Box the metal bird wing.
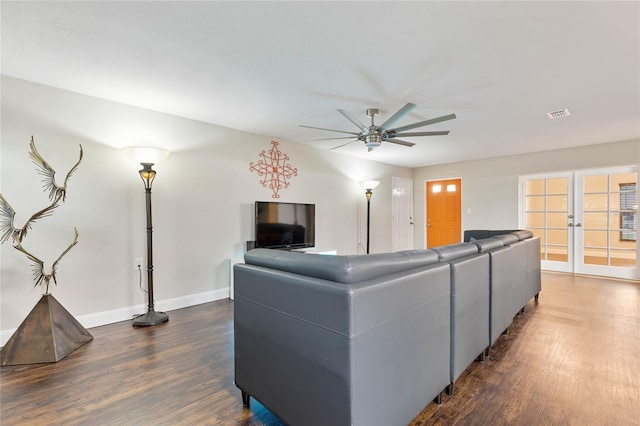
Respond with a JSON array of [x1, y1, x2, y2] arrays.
[[29, 136, 84, 202], [0, 194, 17, 243], [14, 243, 46, 288], [0, 194, 59, 244], [29, 136, 58, 201], [62, 145, 84, 200], [51, 228, 79, 283]]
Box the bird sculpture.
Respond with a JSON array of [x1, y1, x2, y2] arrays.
[[14, 228, 79, 294], [0, 136, 83, 293], [0, 194, 59, 244], [29, 136, 83, 202]]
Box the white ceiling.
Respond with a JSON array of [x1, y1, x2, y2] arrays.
[[2, 1, 639, 168]]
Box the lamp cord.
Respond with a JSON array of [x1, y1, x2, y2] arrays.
[[137, 265, 148, 294]]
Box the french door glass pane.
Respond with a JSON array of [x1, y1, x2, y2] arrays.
[[547, 195, 568, 211], [610, 232, 636, 249], [611, 250, 637, 267], [548, 229, 568, 245], [582, 172, 637, 269], [548, 246, 568, 262], [526, 212, 545, 227], [526, 195, 545, 210], [547, 178, 568, 194], [584, 230, 607, 247], [583, 194, 608, 210], [584, 212, 608, 229], [547, 212, 567, 227], [584, 175, 608, 193], [526, 179, 545, 194], [584, 248, 608, 265], [610, 173, 637, 190]]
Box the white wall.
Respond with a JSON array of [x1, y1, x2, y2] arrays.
[[413, 139, 640, 248], [0, 76, 412, 344]]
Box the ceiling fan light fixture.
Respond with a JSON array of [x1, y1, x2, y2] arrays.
[[364, 133, 382, 150]]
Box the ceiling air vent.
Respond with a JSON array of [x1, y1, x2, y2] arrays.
[[547, 108, 571, 119]]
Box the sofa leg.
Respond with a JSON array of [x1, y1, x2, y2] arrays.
[[535, 292, 540, 302], [485, 347, 490, 357], [433, 391, 442, 405], [502, 327, 509, 336], [446, 382, 455, 396], [241, 390, 250, 407], [477, 349, 486, 362], [520, 307, 525, 315]]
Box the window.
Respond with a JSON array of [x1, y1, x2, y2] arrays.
[[619, 183, 637, 242]]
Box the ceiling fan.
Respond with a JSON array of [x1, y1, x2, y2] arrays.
[[300, 103, 456, 152]]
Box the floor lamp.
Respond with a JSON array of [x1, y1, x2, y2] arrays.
[[361, 180, 380, 254], [123, 147, 170, 327]]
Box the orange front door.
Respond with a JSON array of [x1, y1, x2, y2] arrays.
[[426, 179, 462, 248]]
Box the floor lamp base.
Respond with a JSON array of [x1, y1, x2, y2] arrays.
[[132, 310, 169, 327]]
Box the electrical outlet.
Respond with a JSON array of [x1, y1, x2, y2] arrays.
[[134, 258, 143, 270]]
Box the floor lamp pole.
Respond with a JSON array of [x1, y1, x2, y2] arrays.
[[365, 189, 373, 254], [133, 163, 169, 327]]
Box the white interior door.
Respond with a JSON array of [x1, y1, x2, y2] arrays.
[[392, 177, 414, 252]]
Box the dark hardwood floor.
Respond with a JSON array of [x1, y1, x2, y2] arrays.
[[1, 272, 639, 425]]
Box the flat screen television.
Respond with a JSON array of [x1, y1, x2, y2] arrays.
[[255, 201, 315, 249]]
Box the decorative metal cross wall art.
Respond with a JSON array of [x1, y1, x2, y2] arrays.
[[249, 141, 298, 199]]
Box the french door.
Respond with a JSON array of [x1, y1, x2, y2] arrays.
[[521, 167, 638, 280]]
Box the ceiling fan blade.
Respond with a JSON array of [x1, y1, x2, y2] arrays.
[[337, 109, 368, 133], [385, 139, 416, 147], [299, 125, 360, 136], [310, 136, 357, 141], [378, 102, 417, 131], [389, 113, 457, 133], [392, 131, 450, 137], [329, 140, 358, 150]]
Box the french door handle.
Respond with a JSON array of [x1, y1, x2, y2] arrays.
[[568, 223, 574, 227], [575, 223, 583, 227]]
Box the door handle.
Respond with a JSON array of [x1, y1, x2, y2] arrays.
[[575, 223, 583, 227], [568, 223, 574, 227]]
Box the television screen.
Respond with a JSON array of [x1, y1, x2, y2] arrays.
[[255, 201, 315, 249]]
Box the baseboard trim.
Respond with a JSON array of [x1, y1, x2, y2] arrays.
[[1, 287, 230, 347]]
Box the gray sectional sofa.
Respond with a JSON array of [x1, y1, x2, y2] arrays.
[[233, 230, 541, 426]]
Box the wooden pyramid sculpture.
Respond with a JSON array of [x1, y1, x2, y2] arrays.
[[1, 294, 93, 366]]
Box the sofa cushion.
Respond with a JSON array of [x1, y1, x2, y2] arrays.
[[511, 230, 534, 240], [431, 242, 479, 262], [463, 229, 519, 242], [244, 248, 440, 284], [492, 234, 519, 245], [472, 237, 505, 252]]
